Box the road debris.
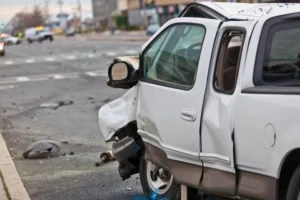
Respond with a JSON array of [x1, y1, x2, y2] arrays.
[[40, 100, 74, 110], [101, 98, 112, 103], [23, 140, 61, 159], [95, 151, 115, 167]]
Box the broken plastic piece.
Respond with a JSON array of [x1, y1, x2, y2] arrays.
[[23, 140, 61, 159], [40, 100, 74, 110]]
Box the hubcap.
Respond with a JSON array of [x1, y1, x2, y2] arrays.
[[146, 160, 173, 195]]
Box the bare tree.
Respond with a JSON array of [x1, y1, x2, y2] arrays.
[[11, 6, 46, 34]]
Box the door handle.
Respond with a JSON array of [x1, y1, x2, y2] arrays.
[[181, 108, 197, 121]]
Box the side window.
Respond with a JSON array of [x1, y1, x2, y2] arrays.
[[263, 24, 300, 84], [215, 31, 244, 93], [142, 24, 206, 89]]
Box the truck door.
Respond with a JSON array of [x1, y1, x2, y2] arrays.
[[137, 18, 221, 164], [200, 21, 257, 195]]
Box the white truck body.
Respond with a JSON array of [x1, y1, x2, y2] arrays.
[[99, 3, 300, 199]]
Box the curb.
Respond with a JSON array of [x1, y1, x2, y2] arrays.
[[0, 133, 30, 200]]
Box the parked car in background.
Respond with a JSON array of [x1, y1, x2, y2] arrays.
[[25, 28, 54, 44], [65, 27, 76, 37], [0, 38, 5, 56], [4, 35, 21, 45]]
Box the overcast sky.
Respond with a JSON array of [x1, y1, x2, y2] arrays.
[[0, 0, 92, 23]]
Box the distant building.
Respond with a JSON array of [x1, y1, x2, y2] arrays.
[[92, 0, 118, 20], [127, 0, 193, 26]]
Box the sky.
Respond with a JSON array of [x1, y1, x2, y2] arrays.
[[0, 0, 92, 23]]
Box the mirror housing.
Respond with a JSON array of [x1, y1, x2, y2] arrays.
[[107, 61, 139, 89]]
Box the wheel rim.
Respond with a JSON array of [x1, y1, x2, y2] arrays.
[[146, 160, 174, 195]]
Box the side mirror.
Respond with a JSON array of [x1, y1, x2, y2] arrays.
[[107, 61, 139, 89]]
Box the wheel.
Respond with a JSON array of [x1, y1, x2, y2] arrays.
[[49, 36, 53, 42], [286, 166, 300, 200], [0, 51, 5, 56], [27, 39, 32, 44], [140, 157, 180, 200], [139, 157, 200, 200]]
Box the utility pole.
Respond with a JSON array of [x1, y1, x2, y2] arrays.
[[77, 0, 82, 21], [44, 0, 50, 23], [76, 0, 82, 32], [57, 0, 63, 14], [140, 0, 148, 29]]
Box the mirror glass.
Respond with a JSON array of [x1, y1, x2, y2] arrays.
[[111, 63, 128, 81]]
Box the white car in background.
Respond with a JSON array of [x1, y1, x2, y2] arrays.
[[4, 35, 21, 45], [25, 28, 54, 44]]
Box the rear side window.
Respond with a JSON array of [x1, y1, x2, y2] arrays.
[[262, 22, 300, 84], [214, 31, 244, 93]]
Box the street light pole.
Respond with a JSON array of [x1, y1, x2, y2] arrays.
[[57, 0, 63, 14], [77, 0, 82, 21], [77, 0, 82, 32]]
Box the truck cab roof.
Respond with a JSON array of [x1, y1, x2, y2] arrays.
[[182, 2, 300, 21]]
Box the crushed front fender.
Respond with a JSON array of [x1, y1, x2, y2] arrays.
[[98, 86, 138, 142]]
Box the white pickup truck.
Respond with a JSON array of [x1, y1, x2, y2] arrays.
[[99, 3, 300, 200], [25, 28, 54, 44]]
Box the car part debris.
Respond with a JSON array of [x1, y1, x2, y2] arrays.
[[23, 140, 61, 159], [40, 100, 74, 110], [95, 151, 115, 166]]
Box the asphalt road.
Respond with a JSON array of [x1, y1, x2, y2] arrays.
[[0, 37, 145, 200]]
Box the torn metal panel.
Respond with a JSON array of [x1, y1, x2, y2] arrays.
[[98, 86, 138, 141]]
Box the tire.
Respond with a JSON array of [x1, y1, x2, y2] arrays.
[[140, 157, 180, 200], [49, 36, 53, 42], [27, 39, 32, 44], [139, 157, 199, 200], [286, 166, 300, 200]]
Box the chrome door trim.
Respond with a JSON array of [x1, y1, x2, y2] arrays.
[[200, 153, 231, 165]]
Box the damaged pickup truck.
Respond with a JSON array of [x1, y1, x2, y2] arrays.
[[99, 2, 300, 200]]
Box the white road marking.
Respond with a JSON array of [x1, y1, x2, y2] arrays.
[[87, 54, 96, 58], [0, 49, 137, 67], [0, 70, 106, 85], [66, 55, 76, 60], [5, 61, 14, 65], [104, 52, 117, 57], [125, 50, 138, 55], [52, 74, 65, 79], [17, 76, 30, 82], [85, 72, 98, 77], [0, 85, 16, 90], [46, 57, 56, 62], [25, 59, 35, 63]]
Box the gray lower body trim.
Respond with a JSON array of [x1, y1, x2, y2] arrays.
[[143, 142, 278, 199], [238, 171, 277, 200]]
